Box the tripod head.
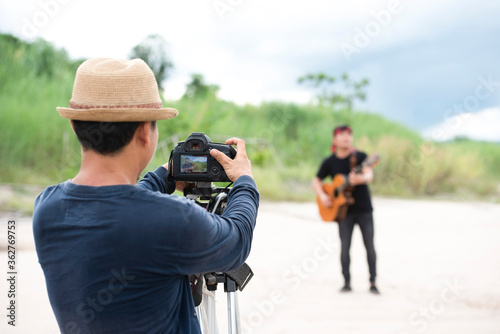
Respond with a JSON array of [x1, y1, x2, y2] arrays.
[[184, 182, 232, 215]]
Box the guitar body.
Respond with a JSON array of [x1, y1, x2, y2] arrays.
[[317, 174, 350, 222]]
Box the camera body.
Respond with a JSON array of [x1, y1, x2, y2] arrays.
[[170, 133, 236, 182]]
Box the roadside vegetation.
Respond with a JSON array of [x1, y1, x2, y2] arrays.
[[1, 33, 498, 214]]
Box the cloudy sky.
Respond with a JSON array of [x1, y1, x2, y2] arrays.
[[1, 0, 500, 140]]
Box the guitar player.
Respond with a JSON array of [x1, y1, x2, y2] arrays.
[[312, 125, 380, 294]]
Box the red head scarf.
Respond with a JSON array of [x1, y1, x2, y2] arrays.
[[331, 125, 352, 152]]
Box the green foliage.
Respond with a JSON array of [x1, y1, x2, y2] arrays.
[[182, 74, 220, 100], [298, 72, 369, 111], [354, 136, 494, 198], [0, 33, 81, 185], [129, 34, 173, 92], [0, 33, 498, 203]]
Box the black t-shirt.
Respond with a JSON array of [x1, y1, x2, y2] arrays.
[[316, 151, 373, 214], [181, 162, 193, 172]]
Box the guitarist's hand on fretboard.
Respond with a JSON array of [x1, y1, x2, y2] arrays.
[[348, 166, 373, 185]]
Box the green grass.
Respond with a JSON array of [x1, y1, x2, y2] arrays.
[[1, 33, 499, 207]]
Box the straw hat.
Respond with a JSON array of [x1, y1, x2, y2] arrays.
[[57, 58, 178, 122]]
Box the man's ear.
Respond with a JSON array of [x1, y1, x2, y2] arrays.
[[134, 122, 152, 147]]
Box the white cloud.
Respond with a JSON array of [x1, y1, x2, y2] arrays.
[[422, 108, 500, 142], [2, 0, 500, 127]]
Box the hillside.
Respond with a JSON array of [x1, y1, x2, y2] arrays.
[[0, 33, 499, 207]]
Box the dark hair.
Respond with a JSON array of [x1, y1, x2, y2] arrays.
[[333, 124, 352, 135], [72, 121, 156, 155]]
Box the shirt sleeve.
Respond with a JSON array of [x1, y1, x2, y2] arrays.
[[170, 175, 259, 274], [316, 158, 331, 180], [136, 166, 176, 194]]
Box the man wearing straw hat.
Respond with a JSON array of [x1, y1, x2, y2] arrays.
[[33, 58, 259, 333]]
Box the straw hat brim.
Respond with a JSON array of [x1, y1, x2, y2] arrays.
[[57, 107, 178, 122]]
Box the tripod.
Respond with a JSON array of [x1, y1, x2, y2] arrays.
[[185, 183, 254, 334]]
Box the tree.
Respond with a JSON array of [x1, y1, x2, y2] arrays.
[[129, 34, 173, 92], [182, 73, 220, 100], [298, 72, 369, 111]]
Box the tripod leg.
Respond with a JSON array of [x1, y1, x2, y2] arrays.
[[234, 292, 241, 333], [206, 293, 219, 334], [195, 279, 219, 334], [195, 304, 207, 334], [227, 291, 241, 334]]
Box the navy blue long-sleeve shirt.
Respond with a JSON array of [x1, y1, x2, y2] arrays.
[[33, 167, 259, 334]]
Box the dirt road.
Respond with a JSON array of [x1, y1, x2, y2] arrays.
[[1, 197, 499, 333]]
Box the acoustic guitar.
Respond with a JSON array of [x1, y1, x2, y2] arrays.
[[316, 153, 380, 222]]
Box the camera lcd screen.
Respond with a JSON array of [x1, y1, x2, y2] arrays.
[[180, 155, 208, 174]]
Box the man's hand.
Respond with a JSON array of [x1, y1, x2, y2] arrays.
[[312, 177, 332, 207], [348, 166, 373, 186], [175, 181, 196, 193], [161, 163, 195, 193], [319, 192, 332, 208], [348, 172, 366, 186], [209, 138, 253, 182]]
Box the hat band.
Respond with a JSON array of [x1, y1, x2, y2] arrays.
[[69, 101, 163, 110]]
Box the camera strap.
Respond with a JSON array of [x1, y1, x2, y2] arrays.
[[164, 169, 177, 195]]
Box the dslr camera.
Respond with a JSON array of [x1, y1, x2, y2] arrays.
[[169, 133, 236, 183]]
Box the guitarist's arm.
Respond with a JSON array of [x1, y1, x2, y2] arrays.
[[348, 166, 374, 185], [312, 177, 332, 208]]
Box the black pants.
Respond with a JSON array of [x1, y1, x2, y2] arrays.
[[338, 212, 377, 283]]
